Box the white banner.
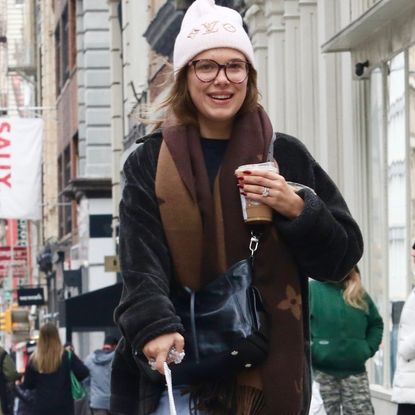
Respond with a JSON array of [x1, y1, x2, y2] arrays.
[[0, 118, 43, 220]]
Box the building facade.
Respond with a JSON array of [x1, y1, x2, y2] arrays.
[[321, 1, 415, 412], [0, 0, 405, 408], [0, 0, 41, 348], [108, 0, 415, 412], [35, 0, 118, 356]]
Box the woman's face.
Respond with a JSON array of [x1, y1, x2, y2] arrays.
[[187, 48, 248, 138]]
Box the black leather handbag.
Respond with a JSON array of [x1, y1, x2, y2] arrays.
[[169, 233, 269, 385], [137, 234, 269, 385]]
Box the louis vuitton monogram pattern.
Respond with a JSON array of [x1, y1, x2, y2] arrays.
[[187, 21, 237, 39]]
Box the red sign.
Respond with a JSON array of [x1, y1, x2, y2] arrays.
[[0, 121, 11, 188], [0, 246, 28, 278]]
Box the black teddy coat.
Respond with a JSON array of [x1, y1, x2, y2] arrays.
[[110, 131, 364, 415]]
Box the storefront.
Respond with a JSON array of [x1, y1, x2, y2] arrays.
[[323, 0, 415, 411], [62, 282, 122, 343]]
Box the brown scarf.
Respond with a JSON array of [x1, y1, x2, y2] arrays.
[[155, 108, 306, 414]]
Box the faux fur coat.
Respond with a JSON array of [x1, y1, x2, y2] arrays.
[[110, 130, 364, 415]]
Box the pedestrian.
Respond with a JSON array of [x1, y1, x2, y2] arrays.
[[22, 322, 89, 415], [110, 0, 363, 414], [84, 335, 118, 415], [15, 343, 35, 415], [15, 382, 35, 415], [310, 266, 383, 415], [0, 345, 20, 415], [65, 343, 91, 415], [391, 243, 415, 415]]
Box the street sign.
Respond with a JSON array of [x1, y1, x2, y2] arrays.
[[17, 287, 45, 306], [104, 255, 120, 272]]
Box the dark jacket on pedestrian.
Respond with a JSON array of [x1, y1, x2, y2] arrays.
[[15, 383, 35, 415], [0, 347, 20, 415], [111, 130, 364, 415], [23, 350, 89, 415], [310, 280, 383, 377]]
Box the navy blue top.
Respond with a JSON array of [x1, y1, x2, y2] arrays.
[[200, 138, 229, 189]]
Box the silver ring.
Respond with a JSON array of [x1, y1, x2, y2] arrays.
[[148, 359, 157, 371], [262, 186, 270, 197]]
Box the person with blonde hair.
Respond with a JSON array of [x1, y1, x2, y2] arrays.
[[22, 322, 89, 415], [309, 266, 383, 414]]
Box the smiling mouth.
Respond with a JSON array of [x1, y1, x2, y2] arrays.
[[209, 94, 232, 101]]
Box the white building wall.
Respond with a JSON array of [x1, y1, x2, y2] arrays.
[[121, 0, 149, 132], [74, 1, 115, 302], [78, 197, 116, 291], [77, 0, 112, 178], [107, 0, 123, 231], [246, 1, 415, 412], [245, 0, 357, 211]]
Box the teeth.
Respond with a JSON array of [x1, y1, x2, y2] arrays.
[[211, 95, 231, 100]]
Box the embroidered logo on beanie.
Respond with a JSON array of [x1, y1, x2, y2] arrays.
[[173, 0, 256, 73]]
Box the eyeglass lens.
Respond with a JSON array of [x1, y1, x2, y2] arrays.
[[193, 60, 249, 83]]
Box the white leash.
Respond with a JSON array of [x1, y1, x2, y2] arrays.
[[163, 362, 177, 415]]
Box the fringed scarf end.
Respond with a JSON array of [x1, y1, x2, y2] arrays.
[[236, 385, 266, 415]]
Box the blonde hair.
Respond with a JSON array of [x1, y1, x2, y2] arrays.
[[343, 267, 368, 312], [31, 322, 63, 373]]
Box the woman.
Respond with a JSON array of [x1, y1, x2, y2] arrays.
[[310, 267, 383, 415], [23, 323, 89, 415], [111, 0, 363, 414], [392, 285, 415, 415]]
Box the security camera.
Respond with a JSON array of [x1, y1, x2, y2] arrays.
[[355, 60, 369, 77]]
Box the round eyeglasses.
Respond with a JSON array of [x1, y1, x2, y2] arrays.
[[189, 59, 250, 84]]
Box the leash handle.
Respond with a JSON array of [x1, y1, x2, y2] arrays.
[[164, 362, 177, 415]]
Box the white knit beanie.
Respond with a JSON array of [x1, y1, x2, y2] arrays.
[[173, 0, 256, 73]]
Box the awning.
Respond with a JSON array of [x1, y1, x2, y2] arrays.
[[322, 0, 415, 53], [62, 283, 123, 337]]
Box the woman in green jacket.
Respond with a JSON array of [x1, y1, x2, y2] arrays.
[[309, 266, 383, 415]]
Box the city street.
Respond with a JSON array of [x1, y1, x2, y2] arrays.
[[1, 0, 415, 414]]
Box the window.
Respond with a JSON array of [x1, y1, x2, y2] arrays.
[[58, 145, 72, 238], [55, 25, 61, 95], [368, 66, 387, 386], [89, 215, 112, 238], [410, 46, 415, 269], [368, 44, 415, 389], [62, 6, 69, 83], [54, 2, 76, 96], [71, 134, 79, 238]]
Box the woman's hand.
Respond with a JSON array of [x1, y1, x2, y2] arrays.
[[142, 332, 185, 374], [237, 169, 305, 219]]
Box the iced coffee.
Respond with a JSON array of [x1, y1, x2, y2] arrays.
[[235, 162, 278, 224]]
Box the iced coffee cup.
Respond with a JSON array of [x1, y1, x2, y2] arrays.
[[235, 162, 278, 224]]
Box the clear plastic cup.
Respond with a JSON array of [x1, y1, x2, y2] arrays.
[[235, 162, 278, 224]]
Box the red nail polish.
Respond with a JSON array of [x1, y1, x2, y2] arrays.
[[237, 184, 244, 189], [237, 176, 244, 181], [241, 192, 247, 196], [242, 170, 251, 174]]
